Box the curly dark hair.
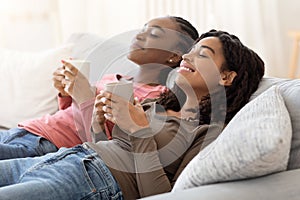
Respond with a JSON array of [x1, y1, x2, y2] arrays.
[[157, 16, 199, 85], [155, 29, 265, 125]]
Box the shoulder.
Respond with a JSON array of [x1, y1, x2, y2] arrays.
[[193, 123, 223, 150]]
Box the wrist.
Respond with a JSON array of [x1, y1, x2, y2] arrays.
[[58, 92, 70, 98]]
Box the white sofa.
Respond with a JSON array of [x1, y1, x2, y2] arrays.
[[0, 33, 94, 130], [0, 32, 135, 130], [1, 33, 300, 200]]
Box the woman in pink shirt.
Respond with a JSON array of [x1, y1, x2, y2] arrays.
[[0, 16, 199, 160]]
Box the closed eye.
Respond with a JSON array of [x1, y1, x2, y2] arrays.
[[199, 54, 208, 58]]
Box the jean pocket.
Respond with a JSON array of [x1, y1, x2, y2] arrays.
[[81, 157, 123, 200]]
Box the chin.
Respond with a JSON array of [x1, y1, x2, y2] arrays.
[[127, 51, 144, 65], [127, 54, 139, 65], [174, 75, 187, 89]]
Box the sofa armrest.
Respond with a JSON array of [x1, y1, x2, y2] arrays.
[[141, 169, 300, 200]]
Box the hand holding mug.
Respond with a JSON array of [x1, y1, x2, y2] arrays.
[[61, 59, 95, 104]]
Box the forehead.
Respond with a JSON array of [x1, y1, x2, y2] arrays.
[[197, 37, 223, 54], [145, 17, 178, 31]]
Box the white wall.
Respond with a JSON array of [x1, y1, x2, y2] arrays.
[[278, 0, 300, 75], [0, 0, 300, 77]]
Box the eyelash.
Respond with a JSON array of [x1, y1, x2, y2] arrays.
[[150, 33, 159, 38], [199, 54, 208, 58]]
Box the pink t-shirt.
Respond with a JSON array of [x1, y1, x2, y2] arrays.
[[18, 74, 167, 148]]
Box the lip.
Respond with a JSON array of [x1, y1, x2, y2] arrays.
[[130, 42, 144, 50], [178, 61, 195, 72]]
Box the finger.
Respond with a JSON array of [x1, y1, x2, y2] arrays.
[[100, 97, 113, 107], [102, 90, 123, 101], [102, 91, 113, 100], [63, 70, 76, 81], [61, 60, 78, 74], [135, 100, 143, 111], [95, 111, 105, 120], [62, 79, 73, 92], [94, 109, 105, 122], [61, 78, 72, 86], [102, 105, 112, 115], [53, 67, 65, 76], [53, 81, 64, 89], [103, 91, 128, 104], [52, 74, 64, 82], [94, 100, 104, 107], [104, 113, 116, 123], [95, 91, 105, 101], [94, 99, 105, 109], [133, 97, 140, 105]]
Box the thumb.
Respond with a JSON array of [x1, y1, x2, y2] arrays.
[[134, 97, 142, 108]]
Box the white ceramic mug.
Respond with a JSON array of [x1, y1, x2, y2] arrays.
[[65, 59, 90, 79], [104, 81, 134, 103]]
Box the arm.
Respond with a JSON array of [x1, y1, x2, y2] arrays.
[[101, 91, 172, 197], [57, 60, 96, 142], [57, 94, 72, 110], [171, 124, 223, 185], [129, 129, 172, 197]]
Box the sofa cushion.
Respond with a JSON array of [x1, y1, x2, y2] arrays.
[[0, 45, 72, 129], [251, 77, 300, 169], [172, 86, 292, 191], [142, 169, 300, 200]]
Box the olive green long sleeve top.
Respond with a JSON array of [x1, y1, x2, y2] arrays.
[[85, 103, 222, 199]]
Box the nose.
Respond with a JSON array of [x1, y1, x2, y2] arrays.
[[135, 31, 146, 41], [182, 52, 192, 62]]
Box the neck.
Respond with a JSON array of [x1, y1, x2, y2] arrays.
[[179, 88, 208, 120], [180, 96, 200, 120]]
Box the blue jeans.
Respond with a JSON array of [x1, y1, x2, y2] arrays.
[[0, 128, 58, 160], [0, 145, 123, 200]]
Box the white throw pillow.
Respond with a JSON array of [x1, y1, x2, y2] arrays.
[[173, 86, 292, 191], [250, 77, 300, 170], [0, 45, 73, 129]]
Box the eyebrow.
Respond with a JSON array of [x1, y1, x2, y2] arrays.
[[200, 45, 215, 54]]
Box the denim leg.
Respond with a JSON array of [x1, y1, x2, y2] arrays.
[[0, 146, 123, 200], [0, 128, 58, 160], [0, 150, 58, 186]]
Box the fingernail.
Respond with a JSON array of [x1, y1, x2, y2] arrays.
[[100, 97, 106, 103], [61, 60, 65, 63]]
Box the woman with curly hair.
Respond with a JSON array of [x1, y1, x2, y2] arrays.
[[0, 30, 264, 200]]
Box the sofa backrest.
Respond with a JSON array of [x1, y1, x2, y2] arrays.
[[0, 33, 104, 130]]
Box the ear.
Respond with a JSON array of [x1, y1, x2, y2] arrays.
[[166, 53, 182, 66], [219, 70, 237, 86]]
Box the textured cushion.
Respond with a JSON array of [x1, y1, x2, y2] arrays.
[[0, 45, 72, 129], [251, 77, 300, 169], [172, 86, 292, 191]]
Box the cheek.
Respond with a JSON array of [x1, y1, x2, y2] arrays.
[[127, 49, 167, 65], [146, 39, 176, 52], [195, 61, 222, 87]]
